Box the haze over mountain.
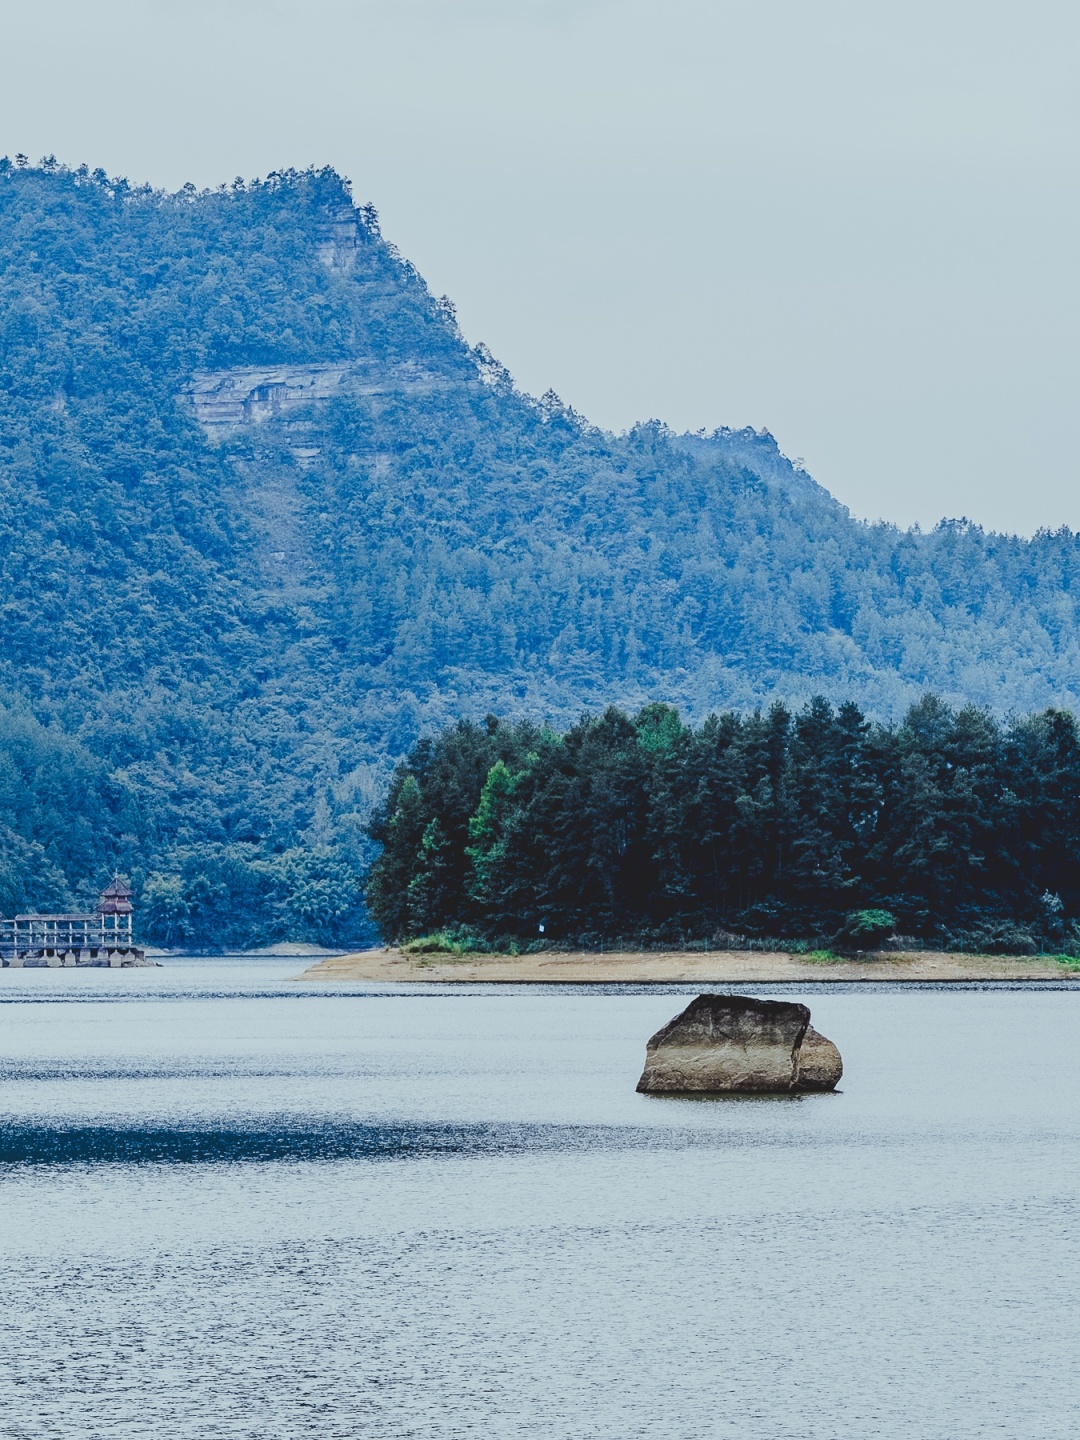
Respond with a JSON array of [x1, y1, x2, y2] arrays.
[[2, 157, 1079, 942]]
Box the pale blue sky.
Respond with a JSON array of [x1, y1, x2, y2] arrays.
[[3, 0, 1077, 533]]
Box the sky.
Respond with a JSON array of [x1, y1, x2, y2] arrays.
[[2, 0, 1077, 534]]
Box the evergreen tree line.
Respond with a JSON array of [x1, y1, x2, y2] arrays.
[[367, 697, 1080, 953]]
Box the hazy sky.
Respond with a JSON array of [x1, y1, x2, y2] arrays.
[[2, 0, 1077, 534]]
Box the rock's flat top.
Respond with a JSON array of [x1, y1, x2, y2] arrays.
[[644, 994, 810, 1049], [295, 949, 1075, 985]]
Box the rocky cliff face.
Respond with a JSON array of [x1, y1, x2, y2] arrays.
[[636, 994, 842, 1093], [187, 360, 464, 433], [315, 209, 362, 273]]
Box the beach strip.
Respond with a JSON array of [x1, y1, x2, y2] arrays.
[[295, 948, 1076, 985]]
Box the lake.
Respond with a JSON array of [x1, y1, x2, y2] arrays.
[[2, 960, 1079, 1438]]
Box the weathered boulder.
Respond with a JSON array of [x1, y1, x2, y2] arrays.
[[796, 1025, 844, 1091], [635, 994, 842, 1094]]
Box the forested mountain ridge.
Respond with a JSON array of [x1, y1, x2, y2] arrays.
[[2, 156, 1079, 943]]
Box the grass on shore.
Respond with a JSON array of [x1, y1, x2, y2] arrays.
[[798, 949, 1080, 969], [396, 932, 1080, 970], [400, 931, 523, 960]]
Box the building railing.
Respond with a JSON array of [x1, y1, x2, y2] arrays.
[[0, 912, 135, 961]]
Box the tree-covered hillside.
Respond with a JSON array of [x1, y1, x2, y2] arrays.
[[2, 156, 1079, 944]]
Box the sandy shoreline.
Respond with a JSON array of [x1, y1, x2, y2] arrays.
[[295, 947, 1077, 985]]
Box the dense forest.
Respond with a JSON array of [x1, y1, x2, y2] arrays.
[[3, 156, 1080, 946], [368, 699, 1080, 954]]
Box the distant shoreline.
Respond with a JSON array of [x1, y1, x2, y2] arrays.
[[295, 948, 1078, 985]]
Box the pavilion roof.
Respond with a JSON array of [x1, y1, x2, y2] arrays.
[[96, 876, 134, 914]]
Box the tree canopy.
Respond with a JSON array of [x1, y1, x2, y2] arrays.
[[367, 700, 1080, 953]]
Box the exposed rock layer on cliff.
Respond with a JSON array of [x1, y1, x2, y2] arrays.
[[635, 994, 842, 1093], [187, 359, 461, 431]]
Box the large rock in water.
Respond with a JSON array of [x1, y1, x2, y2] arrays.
[[636, 994, 842, 1094]]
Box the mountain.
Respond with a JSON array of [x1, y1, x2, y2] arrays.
[[2, 156, 1080, 943]]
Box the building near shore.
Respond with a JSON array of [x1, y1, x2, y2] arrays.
[[0, 878, 146, 967]]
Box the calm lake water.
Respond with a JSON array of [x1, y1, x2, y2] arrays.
[[2, 960, 1079, 1439]]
